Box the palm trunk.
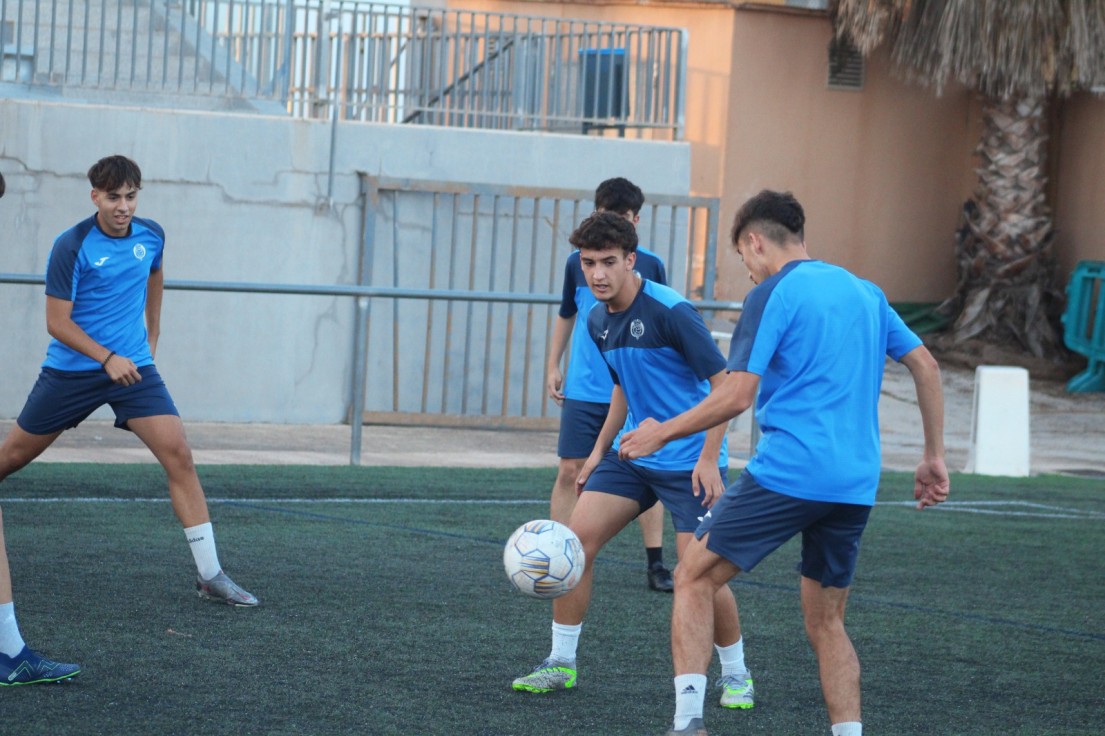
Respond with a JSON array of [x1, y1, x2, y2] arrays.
[[942, 94, 1066, 359]]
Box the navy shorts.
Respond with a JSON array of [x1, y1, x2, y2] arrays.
[[583, 450, 729, 533], [17, 365, 180, 435], [557, 398, 609, 459], [697, 470, 872, 588]]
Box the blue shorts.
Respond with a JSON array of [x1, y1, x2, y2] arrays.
[[697, 470, 872, 588], [557, 398, 608, 459], [17, 365, 180, 435], [583, 450, 729, 533]]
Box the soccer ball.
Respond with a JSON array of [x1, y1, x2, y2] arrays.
[[503, 520, 585, 599]]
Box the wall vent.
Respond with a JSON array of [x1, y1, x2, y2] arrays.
[[828, 39, 864, 90]]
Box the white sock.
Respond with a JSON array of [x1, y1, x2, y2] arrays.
[[832, 722, 862, 736], [715, 637, 747, 676], [0, 602, 26, 658], [550, 621, 581, 663], [185, 523, 222, 580], [673, 673, 708, 729]]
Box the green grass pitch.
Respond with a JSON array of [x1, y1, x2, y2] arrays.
[[1, 464, 1103, 735]]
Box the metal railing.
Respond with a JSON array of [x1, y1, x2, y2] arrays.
[[354, 177, 728, 425], [0, 0, 686, 137], [0, 273, 742, 464], [0, 0, 296, 102]]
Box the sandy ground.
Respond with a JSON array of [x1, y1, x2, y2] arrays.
[[1, 362, 1101, 479]]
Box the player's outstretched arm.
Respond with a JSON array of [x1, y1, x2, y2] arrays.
[[619, 370, 757, 461], [900, 345, 949, 510], [545, 316, 573, 404], [145, 267, 164, 359], [576, 385, 628, 492], [690, 371, 732, 507]]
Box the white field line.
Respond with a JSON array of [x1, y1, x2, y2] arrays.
[[2, 497, 1103, 519], [876, 500, 1105, 519], [1, 497, 546, 504]]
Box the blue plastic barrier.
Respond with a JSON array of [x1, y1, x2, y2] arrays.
[[1062, 260, 1105, 392]]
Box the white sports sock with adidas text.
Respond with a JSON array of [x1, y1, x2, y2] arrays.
[[715, 636, 747, 676], [832, 721, 862, 736], [550, 621, 581, 663], [0, 602, 26, 658], [185, 523, 222, 581], [673, 673, 708, 730]]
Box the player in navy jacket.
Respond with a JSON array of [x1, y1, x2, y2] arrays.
[[546, 177, 673, 593], [514, 211, 754, 710]]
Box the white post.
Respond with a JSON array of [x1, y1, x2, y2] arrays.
[[965, 366, 1031, 476]]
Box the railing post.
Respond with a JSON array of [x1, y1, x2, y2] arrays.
[[702, 200, 719, 305], [350, 173, 378, 464], [675, 28, 687, 140], [349, 295, 370, 466], [279, 0, 295, 105], [311, 0, 332, 120]]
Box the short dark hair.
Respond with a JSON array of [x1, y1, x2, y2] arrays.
[[88, 155, 142, 191], [0, 171, 5, 199], [569, 211, 639, 255], [594, 177, 644, 216], [731, 190, 805, 246]]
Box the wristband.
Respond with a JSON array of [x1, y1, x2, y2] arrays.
[[101, 351, 116, 369]]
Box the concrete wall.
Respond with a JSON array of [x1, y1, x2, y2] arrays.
[[0, 97, 691, 423], [716, 10, 979, 304]]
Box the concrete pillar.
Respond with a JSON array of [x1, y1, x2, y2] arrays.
[[965, 366, 1030, 476]]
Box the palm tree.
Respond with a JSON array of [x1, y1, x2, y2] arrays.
[[830, 0, 1105, 360]]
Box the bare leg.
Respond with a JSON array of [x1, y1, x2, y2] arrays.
[[549, 457, 584, 524], [128, 414, 257, 605], [0, 424, 64, 483], [0, 426, 63, 605], [0, 508, 10, 605], [638, 501, 665, 548], [127, 415, 209, 527], [0, 504, 81, 679], [801, 576, 861, 725], [671, 532, 742, 675], [552, 491, 641, 625]]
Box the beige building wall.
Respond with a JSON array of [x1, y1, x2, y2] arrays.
[[449, 1, 1099, 304], [1054, 94, 1105, 276], [716, 9, 978, 302]]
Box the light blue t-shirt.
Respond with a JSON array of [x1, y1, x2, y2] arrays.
[[559, 247, 666, 404], [588, 279, 728, 471], [727, 260, 922, 505], [43, 214, 165, 371]]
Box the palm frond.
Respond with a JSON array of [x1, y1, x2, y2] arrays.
[[830, 0, 909, 54], [832, 0, 1105, 98]]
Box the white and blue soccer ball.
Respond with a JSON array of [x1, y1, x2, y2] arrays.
[[503, 520, 585, 599]]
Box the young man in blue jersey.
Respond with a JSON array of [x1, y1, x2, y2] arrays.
[[546, 177, 673, 593], [619, 190, 949, 736], [514, 212, 754, 712], [0, 156, 257, 685]]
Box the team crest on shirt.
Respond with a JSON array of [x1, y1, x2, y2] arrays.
[[133, 243, 147, 260], [630, 319, 645, 339]]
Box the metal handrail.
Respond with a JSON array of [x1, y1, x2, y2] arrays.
[[0, 272, 741, 464]]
